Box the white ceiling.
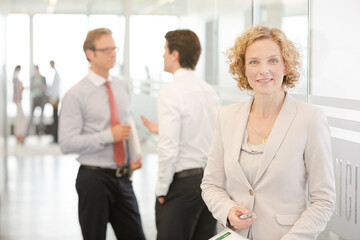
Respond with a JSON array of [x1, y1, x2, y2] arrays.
[[0, 0, 307, 17], [0, 0, 189, 15]]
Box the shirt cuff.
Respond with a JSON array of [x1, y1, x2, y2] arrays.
[[155, 180, 170, 197], [102, 129, 115, 144]]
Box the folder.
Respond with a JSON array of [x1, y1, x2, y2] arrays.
[[209, 228, 249, 240]]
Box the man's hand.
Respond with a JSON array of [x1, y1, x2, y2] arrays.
[[52, 98, 59, 108], [130, 156, 142, 171], [111, 124, 131, 142], [227, 206, 256, 230], [157, 196, 165, 205], [140, 115, 158, 134]]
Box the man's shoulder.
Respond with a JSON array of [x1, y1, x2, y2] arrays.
[[64, 77, 93, 98], [158, 84, 175, 98]]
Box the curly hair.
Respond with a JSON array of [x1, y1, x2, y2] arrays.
[[227, 25, 301, 90]]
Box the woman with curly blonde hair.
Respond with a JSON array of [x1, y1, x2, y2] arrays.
[[201, 25, 335, 240], [228, 25, 301, 91]]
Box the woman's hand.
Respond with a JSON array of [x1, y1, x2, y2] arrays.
[[227, 206, 256, 230]]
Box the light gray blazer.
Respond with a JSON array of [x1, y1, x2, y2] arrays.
[[201, 93, 336, 240]]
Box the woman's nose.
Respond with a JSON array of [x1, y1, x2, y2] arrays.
[[259, 63, 269, 75]]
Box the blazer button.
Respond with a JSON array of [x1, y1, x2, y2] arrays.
[[249, 189, 254, 196]]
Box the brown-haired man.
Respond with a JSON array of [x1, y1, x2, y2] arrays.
[[59, 28, 145, 240], [141, 29, 220, 240]]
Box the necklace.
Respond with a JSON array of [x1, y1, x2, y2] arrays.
[[248, 119, 272, 144]]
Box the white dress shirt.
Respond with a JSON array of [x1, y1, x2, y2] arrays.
[[48, 69, 60, 104], [156, 68, 221, 197]]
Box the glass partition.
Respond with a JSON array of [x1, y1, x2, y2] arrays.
[[310, 1, 360, 238], [253, 0, 309, 96], [216, 0, 253, 104], [129, 15, 178, 85], [311, 0, 360, 100], [6, 14, 30, 118], [0, 15, 6, 194], [33, 14, 88, 98]]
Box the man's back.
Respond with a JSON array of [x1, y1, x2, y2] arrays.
[[157, 68, 221, 171]]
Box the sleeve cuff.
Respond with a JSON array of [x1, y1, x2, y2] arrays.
[[155, 181, 170, 197], [102, 129, 114, 144]]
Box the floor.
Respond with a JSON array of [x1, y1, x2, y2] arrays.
[[0, 135, 159, 240], [0, 135, 340, 240]]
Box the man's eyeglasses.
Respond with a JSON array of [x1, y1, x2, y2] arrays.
[[93, 47, 119, 54]]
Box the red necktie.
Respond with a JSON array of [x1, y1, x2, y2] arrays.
[[105, 81, 125, 167]]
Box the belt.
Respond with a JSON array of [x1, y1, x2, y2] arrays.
[[80, 165, 130, 178], [174, 168, 203, 179]]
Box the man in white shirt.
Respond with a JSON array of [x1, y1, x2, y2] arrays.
[[141, 29, 220, 240], [48, 60, 60, 143]]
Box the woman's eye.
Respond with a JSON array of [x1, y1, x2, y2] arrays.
[[270, 59, 278, 63], [249, 60, 257, 64]]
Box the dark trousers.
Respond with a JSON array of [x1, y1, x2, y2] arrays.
[[155, 174, 217, 240], [76, 167, 145, 240], [26, 96, 47, 136], [52, 105, 58, 142]]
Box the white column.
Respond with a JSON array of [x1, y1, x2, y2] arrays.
[[123, 0, 131, 82], [0, 14, 8, 192]]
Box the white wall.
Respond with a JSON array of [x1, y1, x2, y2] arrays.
[[0, 15, 6, 195], [311, 1, 360, 239]]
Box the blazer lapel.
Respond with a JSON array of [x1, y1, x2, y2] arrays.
[[253, 93, 297, 186], [231, 98, 253, 189]]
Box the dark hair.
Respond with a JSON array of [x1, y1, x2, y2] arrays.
[[83, 28, 112, 61], [165, 29, 201, 70], [14, 65, 21, 72]]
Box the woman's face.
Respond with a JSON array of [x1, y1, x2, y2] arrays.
[[245, 38, 286, 96]]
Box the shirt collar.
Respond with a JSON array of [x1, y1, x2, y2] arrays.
[[173, 68, 193, 81], [87, 69, 113, 87]]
